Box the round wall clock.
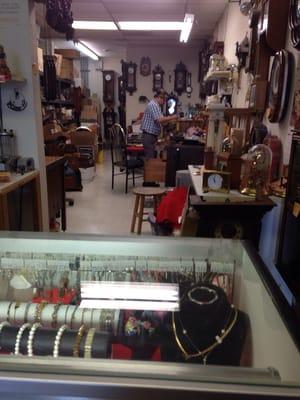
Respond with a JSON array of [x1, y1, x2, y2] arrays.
[[268, 50, 293, 123], [289, 0, 300, 29]]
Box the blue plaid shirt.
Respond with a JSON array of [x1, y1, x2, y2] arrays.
[[141, 100, 163, 136]]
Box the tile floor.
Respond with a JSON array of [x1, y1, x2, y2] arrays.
[[66, 151, 152, 236]]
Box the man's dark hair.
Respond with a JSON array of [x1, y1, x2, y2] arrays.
[[154, 89, 167, 98]]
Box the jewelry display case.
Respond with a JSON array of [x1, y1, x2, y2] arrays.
[[0, 232, 299, 399]]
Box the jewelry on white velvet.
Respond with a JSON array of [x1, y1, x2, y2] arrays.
[[53, 324, 68, 358], [27, 322, 41, 357], [14, 323, 31, 355]]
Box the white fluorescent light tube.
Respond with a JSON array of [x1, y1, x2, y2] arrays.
[[118, 21, 183, 30], [180, 13, 194, 43], [73, 20, 117, 30], [80, 299, 179, 312], [81, 281, 179, 301], [75, 41, 99, 60]]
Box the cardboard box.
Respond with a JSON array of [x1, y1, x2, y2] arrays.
[[37, 47, 43, 73], [59, 58, 74, 80], [55, 49, 80, 59]]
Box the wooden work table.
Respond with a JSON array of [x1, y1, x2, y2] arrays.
[[0, 170, 42, 231], [45, 156, 66, 231], [188, 165, 275, 248]]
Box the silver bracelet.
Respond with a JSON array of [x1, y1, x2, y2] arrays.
[[84, 328, 96, 358], [0, 321, 10, 350], [53, 324, 68, 358], [14, 323, 31, 355], [27, 322, 41, 357]]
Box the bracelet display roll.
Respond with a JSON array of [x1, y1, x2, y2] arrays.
[[53, 324, 68, 358], [27, 322, 41, 357], [14, 323, 31, 355]]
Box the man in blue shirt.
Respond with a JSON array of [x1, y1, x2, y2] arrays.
[[141, 90, 177, 159]]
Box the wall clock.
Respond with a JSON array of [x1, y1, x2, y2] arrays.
[[245, 9, 260, 74], [174, 61, 187, 96], [258, 0, 290, 52], [121, 60, 137, 95], [118, 76, 126, 105], [290, 0, 300, 50], [186, 72, 193, 98], [102, 70, 115, 104], [268, 50, 294, 123], [152, 64, 164, 92], [140, 56, 151, 76]]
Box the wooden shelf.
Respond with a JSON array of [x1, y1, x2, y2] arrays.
[[204, 70, 232, 81]]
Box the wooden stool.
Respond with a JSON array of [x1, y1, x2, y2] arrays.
[[131, 187, 167, 234]]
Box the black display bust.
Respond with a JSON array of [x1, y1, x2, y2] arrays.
[[161, 284, 248, 366]]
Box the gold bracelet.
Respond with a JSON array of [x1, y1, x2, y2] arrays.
[[84, 328, 96, 358], [6, 302, 13, 322], [34, 301, 47, 323], [73, 324, 85, 357], [51, 303, 62, 328]]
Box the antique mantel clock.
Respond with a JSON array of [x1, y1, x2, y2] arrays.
[[102, 70, 115, 104], [202, 170, 231, 193]]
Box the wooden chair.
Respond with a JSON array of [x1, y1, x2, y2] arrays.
[[110, 124, 144, 193]]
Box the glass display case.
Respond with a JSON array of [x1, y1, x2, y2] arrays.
[[0, 232, 299, 399]]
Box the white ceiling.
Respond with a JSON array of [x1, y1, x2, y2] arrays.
[[38, 0, 228, 55]]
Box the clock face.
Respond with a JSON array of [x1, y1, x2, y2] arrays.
[[128, 67, 134, 74], [207, 173, 223, 190], [105, 74, 112, 81]]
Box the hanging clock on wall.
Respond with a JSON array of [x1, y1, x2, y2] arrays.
[[174, 61, 187, 96], [186, 72, 193, 98], [290, 0, 300, 50], [152, 64, 164, 92], [121, 60, 137, 95], [118, 75, 126, 105], [102, 70, 115, 104], [258, 0, 290, 52], [140, 56, 151, 76], [268, 50, 294, 123], [245, 8, 260, 74]]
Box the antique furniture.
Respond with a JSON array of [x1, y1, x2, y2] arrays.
[[217, 153, 242, 190], [110, 124, 143, 193], [0, 170, 42, 231], [45, 156, 66, 232], [130, 186, 166, 234], [102, 70, 115, 104], [277, 132, 300, 302], [189, 165, 275, 248]]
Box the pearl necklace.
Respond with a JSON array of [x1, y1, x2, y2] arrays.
[[27, 322, 41, 357], [172, 304, 238, 363], [53, 324, 68, 358], [14, 323, 31, 355]]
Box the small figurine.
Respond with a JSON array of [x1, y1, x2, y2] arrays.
[[124, 315, 140, 336]]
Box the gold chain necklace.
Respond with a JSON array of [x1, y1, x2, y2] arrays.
[[172, 304, 238, 363]]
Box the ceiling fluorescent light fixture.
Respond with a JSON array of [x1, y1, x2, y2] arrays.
[[180, 13, 194, 43], [73, 20, 117, 30], [118, 21, 183, 31], [80, 281, 179, 311], [75, 41, 99, 60]]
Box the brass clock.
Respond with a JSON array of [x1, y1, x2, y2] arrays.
[[202, 170, 231, 193], [102, 70, 115, 104], [152, 64, 164, 92]]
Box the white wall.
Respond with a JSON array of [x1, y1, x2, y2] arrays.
[[126, 46, 200, 125], [213, 2, 298, 164], [0, 0, 48, 230]]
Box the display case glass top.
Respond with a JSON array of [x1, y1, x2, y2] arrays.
[[0, 232, 299, 399]]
